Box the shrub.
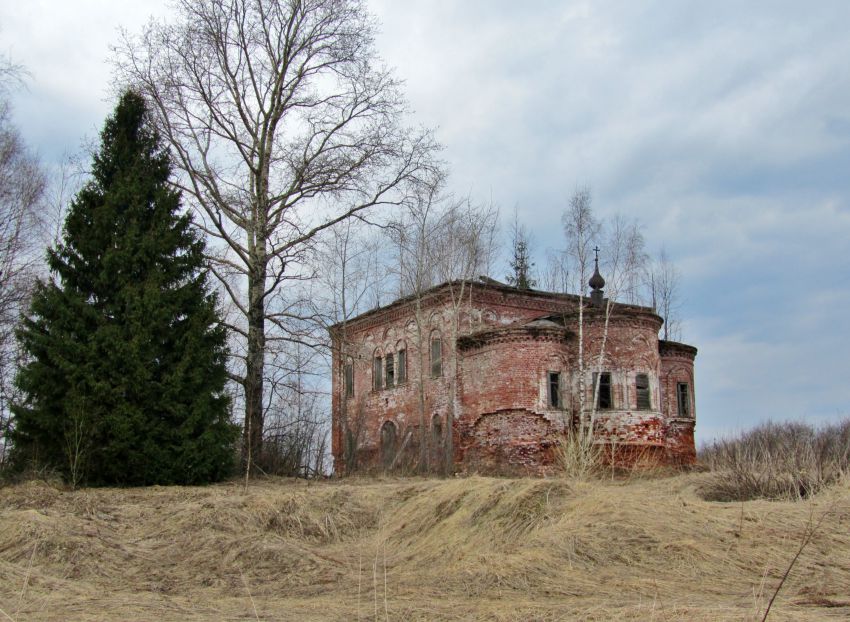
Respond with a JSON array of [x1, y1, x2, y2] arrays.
[[698, 419, 850, 501]]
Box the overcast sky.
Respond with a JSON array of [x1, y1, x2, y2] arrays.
[[2, 1, 848, 442]]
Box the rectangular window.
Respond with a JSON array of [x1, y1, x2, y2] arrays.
[[593, 372, 612, 409], [373, 356, 382, 391], [431, 338, 442, 377], [385, 353, 395, 388], [677, 383, 691, 417], [636, 373, 650, 410], [397, 349, 406, 384], [548, 372, 561, 408], [344, 363, 354, 398]]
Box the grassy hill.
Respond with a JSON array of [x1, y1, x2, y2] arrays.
[[1, 473, 848, 621]]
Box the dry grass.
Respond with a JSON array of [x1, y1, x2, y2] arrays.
[[0, 473, 848, 621]]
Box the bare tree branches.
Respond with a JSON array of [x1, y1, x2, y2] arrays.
[[0, 79, 47, 465], [650, 247, 682, 341], [115, 0, 440, 466]]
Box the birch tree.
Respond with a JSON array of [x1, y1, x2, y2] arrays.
[[650, 247, 682, 341], [388, 182, 496, 473], [0, 90, 46, 466], [318, 219, 382, 473], [115, 0, 439, 467], [432, 197, 497, 474], [562, 190, 649, 445], [562, 188, 599, 443]]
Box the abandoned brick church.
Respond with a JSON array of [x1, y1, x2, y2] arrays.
[[330, 265, 697, 475]]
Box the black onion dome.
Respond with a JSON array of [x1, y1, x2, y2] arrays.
[[589, 261, 605, 290]]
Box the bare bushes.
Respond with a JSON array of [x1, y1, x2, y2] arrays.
[[556, 429, 604, 479], [699, 419, 850, 501]]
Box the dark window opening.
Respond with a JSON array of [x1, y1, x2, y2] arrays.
[[397, 349, 407, 384], [385, 353, 395, 388], [594, 372, 612, 409], [344, 362, 354, 398], [677, 383, 691, 417], [431, 338, 442, 377], [636, 373, 650, 410], [373, 355, 382, 391], [548, 372, 561, 408]]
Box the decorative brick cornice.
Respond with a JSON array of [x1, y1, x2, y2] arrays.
[[330, 279, 665, 336], [457, 325, 573, 352], [659, 340, 698, 359]]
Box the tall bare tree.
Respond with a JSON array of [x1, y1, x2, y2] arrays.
[[387, 180, 497, 473], [0, 68, 47, 465], [432, 196, 497, 474], [602, 214, 648, 306], [317, 219, 382, 473], [562, 187, 600, 442], [541, 248, 569, 293], [650, 247, 682, 341], [115, 0, 439, 467]]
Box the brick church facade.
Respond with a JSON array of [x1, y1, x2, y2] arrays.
[[329, 274, 697, 476]]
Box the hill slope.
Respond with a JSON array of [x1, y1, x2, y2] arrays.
[[1, 474, 848, 621]]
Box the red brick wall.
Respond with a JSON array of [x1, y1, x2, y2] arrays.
[[659, 341, 698, 465], [330, 283, 697, 474]]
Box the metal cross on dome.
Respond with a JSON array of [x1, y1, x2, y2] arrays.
[[593, 246, 600, 261]]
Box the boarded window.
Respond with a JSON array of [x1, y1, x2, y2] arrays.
[[397, 349, 407, 384], [380, 421, 397, 468], [636, 373, 650, 410], [344, 362, 354, 398], [677, 383, 691, 417], [548, 372, 561, 408], [594, 372, 612, 409], [431, 337, 442, 377], [373, 355, 382, 390], [385, 353, 394, 388]]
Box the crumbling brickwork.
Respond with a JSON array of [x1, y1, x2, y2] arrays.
[[330, 280, 697, 475]]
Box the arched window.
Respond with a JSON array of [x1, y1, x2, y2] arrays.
[[385, 350, 395, 388], [395, 340, 407, 384], [593, 372, 612, 409], [636, 373, 651, 410], [373, 348, 383, 391], [380, 421, 397, 468], [430, 331, 442, 377], [677, 383, 691, 417], [343, 357, 354, 398]]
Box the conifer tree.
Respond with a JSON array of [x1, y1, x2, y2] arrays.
[[12, 91, 237, 486], [506, 210, 536, 290]]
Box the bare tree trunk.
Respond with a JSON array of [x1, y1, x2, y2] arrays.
[[244, 262, 266, 468], [414, 300, 429, 473], [116, 0, 439, 478]]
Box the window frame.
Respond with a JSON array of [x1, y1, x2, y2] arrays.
[[677, 382, 691, 417], [396, 348, 407, 384], [373, 354, 383, 391], [430, 336, 442, 378], [593, 372, 613, 410], [343, 360, 354, 398], [635, 373, 651, 410], [385, 352, 395, 389], [548, 371, 561, 409]]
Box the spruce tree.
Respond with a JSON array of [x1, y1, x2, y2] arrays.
[[12, 91, 237, 486], [506, 211, 537, 290]]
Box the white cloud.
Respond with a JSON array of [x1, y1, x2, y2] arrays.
[[2, 0, 848, 438]]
